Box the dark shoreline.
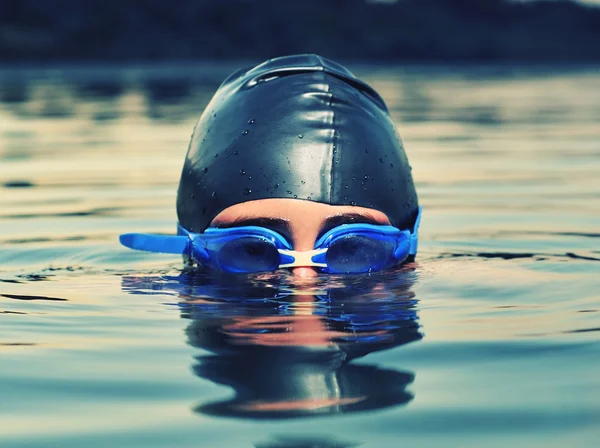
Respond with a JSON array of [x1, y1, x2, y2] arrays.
[[2, 0, 599, 63]]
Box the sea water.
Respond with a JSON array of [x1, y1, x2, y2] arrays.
[[1, 63, 599, 447]]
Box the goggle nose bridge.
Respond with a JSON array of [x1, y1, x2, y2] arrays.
[[277, 248, 328, 268]]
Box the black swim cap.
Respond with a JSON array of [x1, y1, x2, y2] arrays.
[[177, 54, 419, 232]]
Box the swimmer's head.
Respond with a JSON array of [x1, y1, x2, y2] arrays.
[[120, 55, 420, 275], [174, 55, 420, 276]]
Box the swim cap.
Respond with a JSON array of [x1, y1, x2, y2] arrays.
[[177, 54, 419, 232]]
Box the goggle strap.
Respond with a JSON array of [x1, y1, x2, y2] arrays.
[[120, 233, 190, 255], [409, 234, 418, 255], [409, 206, 423, 255]]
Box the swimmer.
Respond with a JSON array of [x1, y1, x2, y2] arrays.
[[120, 54, 421, 276]]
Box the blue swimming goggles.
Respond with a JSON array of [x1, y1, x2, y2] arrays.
[[120, 207, 421, 274]]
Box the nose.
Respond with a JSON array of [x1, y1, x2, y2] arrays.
[[290, 266, 319, 278], [288, 227, 320, 278]]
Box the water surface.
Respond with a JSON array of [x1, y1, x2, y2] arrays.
[[1, 63, 599, 447]]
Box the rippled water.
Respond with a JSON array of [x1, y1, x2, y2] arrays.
[[1, 63, 599, 447]]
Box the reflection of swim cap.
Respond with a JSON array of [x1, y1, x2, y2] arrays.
[[177, 54, 419, 232]]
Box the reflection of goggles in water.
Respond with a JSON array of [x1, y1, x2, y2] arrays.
[[120, 207, 421, 274]]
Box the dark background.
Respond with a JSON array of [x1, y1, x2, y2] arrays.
[[1, 0, 599, 63]]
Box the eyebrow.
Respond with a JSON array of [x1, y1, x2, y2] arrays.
[[212, 217, 293, 241], [212, 213, 383, 244]]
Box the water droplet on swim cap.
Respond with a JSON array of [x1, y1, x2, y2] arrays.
[[211, 191, 217, 198], [242, 188, 252, 195], [248, 118, 255, 124], [242, 130, 249, 135], [203, 167, 208, 173], [298, 134, 304, 139], [240, 169, 246, 175]]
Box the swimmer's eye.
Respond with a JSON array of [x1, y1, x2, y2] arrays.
[[325, 234, 397, 273], [217, 237, 280, 273]]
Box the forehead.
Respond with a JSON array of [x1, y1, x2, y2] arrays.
[[210, 198, 391, 227]]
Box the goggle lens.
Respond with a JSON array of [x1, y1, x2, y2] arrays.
[[217, 237, 280, 273], [325, 235, 396, 273]]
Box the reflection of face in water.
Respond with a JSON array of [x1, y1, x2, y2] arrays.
[[122, 266, 422, 420]]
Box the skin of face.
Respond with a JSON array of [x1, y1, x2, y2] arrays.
[[210, 198, 391, 278]]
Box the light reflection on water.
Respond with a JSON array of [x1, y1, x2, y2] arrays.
[[0, 63, 599, 447]]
